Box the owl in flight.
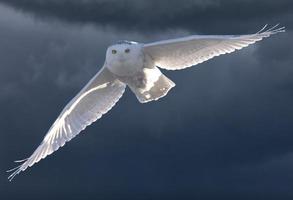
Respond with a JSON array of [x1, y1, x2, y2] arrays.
[[8, 24, 285, 181]]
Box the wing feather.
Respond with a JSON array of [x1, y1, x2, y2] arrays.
[[143, 24, 285, 70], [8, 67, 126, 181]]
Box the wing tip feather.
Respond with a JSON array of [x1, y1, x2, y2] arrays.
[[257, 24, 286, 36], [7, 159, 27, 182]]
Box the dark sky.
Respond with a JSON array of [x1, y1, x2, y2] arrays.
[[0, 0, 293, 199]]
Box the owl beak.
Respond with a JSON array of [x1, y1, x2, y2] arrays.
[[118, 56, 126, 62]]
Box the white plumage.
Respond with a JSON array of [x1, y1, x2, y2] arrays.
[[8, 24, 285, 181], [144, 24, 284, 70]]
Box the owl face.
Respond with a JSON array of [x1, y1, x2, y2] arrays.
[[106, 42, 144, 76]]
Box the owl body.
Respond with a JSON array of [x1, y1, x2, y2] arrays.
[[105, 41, 175, 103]]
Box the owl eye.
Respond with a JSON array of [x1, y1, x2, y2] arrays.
[[125, 48, 130, 53], [112, 49, 117, 54]]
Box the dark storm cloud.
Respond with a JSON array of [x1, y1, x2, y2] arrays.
[[0, 1, 293, 200], [0, 0, 293, 33]]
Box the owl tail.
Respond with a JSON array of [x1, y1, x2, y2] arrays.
[[128, 67, 175, 103]]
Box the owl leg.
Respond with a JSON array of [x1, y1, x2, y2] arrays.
[[127, 67, 175, 103]]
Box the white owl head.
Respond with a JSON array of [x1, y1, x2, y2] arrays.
[[105, 41, 144, 76]]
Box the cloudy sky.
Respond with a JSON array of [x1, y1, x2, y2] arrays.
[[0, 0, 292, 199]]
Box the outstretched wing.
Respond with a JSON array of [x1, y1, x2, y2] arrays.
[[8, 67, 126, 181], [143, 24, 285, 70]]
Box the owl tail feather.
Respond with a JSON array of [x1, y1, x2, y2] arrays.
[[128, 70, 175, 103]]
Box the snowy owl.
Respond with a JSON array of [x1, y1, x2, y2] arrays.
[[7, 24, 285, 181]]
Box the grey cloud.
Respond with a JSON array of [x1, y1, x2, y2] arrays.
[[0, 0, 293, 33]]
